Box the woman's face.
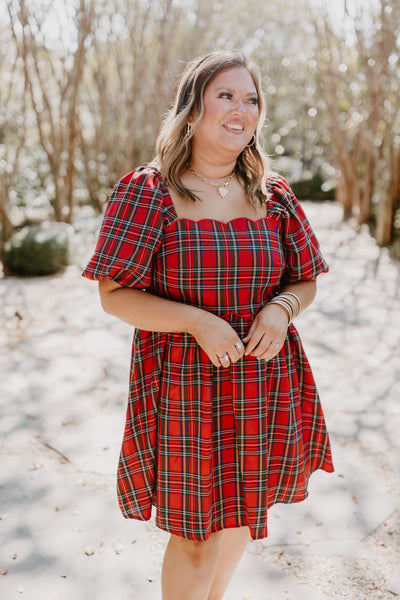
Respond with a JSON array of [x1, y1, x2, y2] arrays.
[[189, 66, 260, 162]]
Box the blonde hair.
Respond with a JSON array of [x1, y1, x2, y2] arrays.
[[154, 50, 269, 206]]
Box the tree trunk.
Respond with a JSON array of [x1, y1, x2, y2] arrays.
[[0, 203, 14, 245], [0, 183, 14, 262], [338, 156, 359, 219], [65, 0, 93, 223], [79, 131, 103, 214], [376, 143, 400, 245], [53, 176, 65, 222], [359, 146, 374, 225], [337, 179, 353, 219], [375, 189, 394, 245], [390, 145, 400, 213]]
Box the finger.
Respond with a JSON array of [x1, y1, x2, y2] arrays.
[[217, 338, 245, 367], [244, 331, 264, 355], [269, 341, 281, 352], [230, 339, 245, 362], [220, 357, 231, 369], [249, 336, 272, 357], [242, 325, 255, 344], [258, 341, 283, 361], [217, 352, 231, 368], [258, 349, 278, 362], [211, 356, 222, 367], [208, 350, 223, 368], [234, 338, 245, 355]]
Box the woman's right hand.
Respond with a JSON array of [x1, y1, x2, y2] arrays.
[[98, 279, 244, 367], [188, 311, 245, 368]]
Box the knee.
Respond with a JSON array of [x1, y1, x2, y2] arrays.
[[184, 540, 212, 569], [171, 532, 222, 569]]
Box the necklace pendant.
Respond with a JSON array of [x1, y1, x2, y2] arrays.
[[218, 186, 229, 198]]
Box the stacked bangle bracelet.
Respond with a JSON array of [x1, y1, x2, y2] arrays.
[[268, 292, 302, 325]]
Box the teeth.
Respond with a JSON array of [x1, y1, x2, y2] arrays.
[[226, 124, 244, 131]]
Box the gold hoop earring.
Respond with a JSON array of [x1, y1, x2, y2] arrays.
[[245, 134, 256, 148], [184, 124, 192, 140]]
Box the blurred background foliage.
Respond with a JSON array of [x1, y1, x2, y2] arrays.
[[1, 0, 400, 274]]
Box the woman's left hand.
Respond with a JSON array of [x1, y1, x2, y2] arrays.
[[242, 303, 289, 361]]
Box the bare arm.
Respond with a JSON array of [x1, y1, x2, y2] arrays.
[[98, 278, 245, 368], [98, 278, 205, 333], [281, 279, 317, 313]]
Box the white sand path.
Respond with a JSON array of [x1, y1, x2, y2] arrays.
[[1, 201, 399, 600]]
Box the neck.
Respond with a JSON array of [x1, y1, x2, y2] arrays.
[[189, 153, 237, 180]]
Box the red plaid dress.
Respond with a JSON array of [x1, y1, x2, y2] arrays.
[[83, 166, 334, 541]]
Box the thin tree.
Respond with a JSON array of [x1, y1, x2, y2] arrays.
[[311, 0, 400, 244], [7, 0, 94, 223], [0, 22, 26, 251]]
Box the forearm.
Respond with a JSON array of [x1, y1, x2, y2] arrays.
[[262, 279, 317, 325], [98, 280, 207, 335], [281, 279, 317, 315]]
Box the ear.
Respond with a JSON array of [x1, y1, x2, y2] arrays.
[[187, 105, 199, 125]]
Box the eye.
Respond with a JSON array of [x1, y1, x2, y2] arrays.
[[217, 92, 232, 99], [248, 97, 259, 105]]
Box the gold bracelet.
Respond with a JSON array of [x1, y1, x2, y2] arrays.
[[268, 298, 294, 324], [282, 292, 302, 315], [268, 292, 300, 324]]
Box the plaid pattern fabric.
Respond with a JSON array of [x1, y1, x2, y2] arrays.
[[82, 166, 334, 541]]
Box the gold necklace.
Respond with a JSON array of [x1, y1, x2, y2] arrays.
[[187, 164, 236, 199]]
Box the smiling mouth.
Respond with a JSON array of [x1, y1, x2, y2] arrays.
[[223, 123, 245, 133]]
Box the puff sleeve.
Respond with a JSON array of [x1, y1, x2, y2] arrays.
[[82, 167, 164, 289], [267, 174, 329, 284]]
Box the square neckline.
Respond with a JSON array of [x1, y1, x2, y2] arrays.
[[156, 171, 270, 227]]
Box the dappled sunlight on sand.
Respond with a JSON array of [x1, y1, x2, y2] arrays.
[[1, 202, 399, 599]]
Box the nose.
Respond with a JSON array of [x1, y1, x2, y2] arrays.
[[231, 98, 247, 114]]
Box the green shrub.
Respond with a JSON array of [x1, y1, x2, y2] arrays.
[[3, 222, 73, 276], [291, 172, 336, 200]]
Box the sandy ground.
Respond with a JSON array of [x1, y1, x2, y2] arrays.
[[1, 201, 399, 600]]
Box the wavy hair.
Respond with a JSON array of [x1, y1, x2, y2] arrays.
[[154, 50, 269, 206]]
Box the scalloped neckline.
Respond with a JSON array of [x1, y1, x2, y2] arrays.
[[166, 215, 269, 226], [161, 185, 269, 226]]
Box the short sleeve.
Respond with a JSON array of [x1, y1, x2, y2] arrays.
[[82, 167, 164, 289], [267, 174, 329, 284]]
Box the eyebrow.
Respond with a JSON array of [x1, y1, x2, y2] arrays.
[[215, 87, 258, 96]]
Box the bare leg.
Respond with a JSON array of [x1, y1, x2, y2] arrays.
[[161, 530, 224, 600], [207, 526, 251, 600]]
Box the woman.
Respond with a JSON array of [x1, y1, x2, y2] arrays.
[[83, 50, 334, 600]]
